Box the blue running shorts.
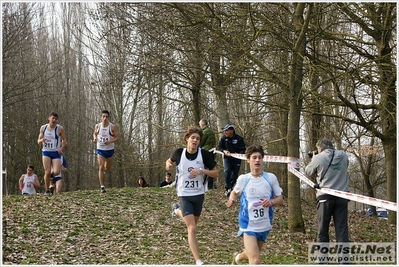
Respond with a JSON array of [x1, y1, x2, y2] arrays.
[[97, 149, 115, 159], [52, 176, 62, 184], [237, 230, 270, 242], [42, 151, 61, 159]]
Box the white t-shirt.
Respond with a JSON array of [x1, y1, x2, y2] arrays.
[[234, 172, 283, 232]]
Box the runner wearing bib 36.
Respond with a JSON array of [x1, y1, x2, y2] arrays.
[[226, 145, 283, 265]]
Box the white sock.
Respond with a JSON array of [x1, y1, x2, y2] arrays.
[[196, 259, 204, 265], [235, 253, 240, 262]]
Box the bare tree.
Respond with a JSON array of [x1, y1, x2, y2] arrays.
[[302, 3, 396, 223], [3, 3, 395, 231]]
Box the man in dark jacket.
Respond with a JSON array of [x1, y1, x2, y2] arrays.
[[305, 138, 350, 264], [218, 124, 246, 197]]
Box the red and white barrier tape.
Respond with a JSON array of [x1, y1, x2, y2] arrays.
[[211, 149, 300, 168], [288, 165, 397, 212], [211, 149, 397, 212]]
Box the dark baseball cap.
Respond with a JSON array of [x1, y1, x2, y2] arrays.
[[222, 124, 235, 131]]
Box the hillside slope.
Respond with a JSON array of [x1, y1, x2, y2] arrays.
[[2, 187, 396, 265]]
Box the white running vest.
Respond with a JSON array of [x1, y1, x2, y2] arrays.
[[96, 123, 115, 150], [175, 148, 205, 197], [236, 172, 283, 232], [42, 124, 61, 152], [21, 174, 37, 194]]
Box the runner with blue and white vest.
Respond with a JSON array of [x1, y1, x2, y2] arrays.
[[37, 112, 67, 195], [93, 110, 120, 193], [226, 145, 283, 265]]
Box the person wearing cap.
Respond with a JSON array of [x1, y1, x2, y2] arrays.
[[218, 123, 246, 197]]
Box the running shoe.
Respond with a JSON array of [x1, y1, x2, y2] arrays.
[[101, 186, 106, 193], [225, 188, 232, 197], [196, 259, 204, 265], [171, 203, 179, 216], [232, 252, 242, 265]]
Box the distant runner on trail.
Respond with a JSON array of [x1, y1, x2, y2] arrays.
[[226, 145, 283, 265], [93, 110, 120, 193], [166, 126, 218, 265], [19, 165, 40, 195]]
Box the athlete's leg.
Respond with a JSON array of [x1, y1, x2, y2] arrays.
[[182, 214, 201, 262], [55, 178, 62, 193], [97, 154, 106, 187], [42, 156, 52, 190], [242, 233, 262, 264], [51, 158, 61, 177], [236, 236, 265, 264], [104, 157, 113, 171]]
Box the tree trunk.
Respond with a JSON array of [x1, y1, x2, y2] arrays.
[[287, 3, 312, 233]]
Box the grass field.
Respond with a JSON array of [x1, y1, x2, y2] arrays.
[[2, 186, 397, 265]]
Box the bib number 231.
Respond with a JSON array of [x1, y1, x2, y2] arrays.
[[185, 180, 199, 188]]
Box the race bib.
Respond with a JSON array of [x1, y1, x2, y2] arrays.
[[248, 200, 267, 222], [44, 139, 56, 149]]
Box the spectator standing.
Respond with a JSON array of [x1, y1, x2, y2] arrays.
[[160, 172, 173, 187], [37, 112, 67, 195], [166, 126, 218, 265], [19, 165, 40, 195], [304, 138, 350, 264], [218, 124, 246, 197], [226, 145, 283, 265], [93, 110, 120, 193], [199, 119, 216, 189]]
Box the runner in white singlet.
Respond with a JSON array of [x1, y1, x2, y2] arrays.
[[165, 126, 218, 265], [93, 110, 120, 193], [37, 112, 67, 195], [19, 165, 40, 195], [226, 145, 284, 265]]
